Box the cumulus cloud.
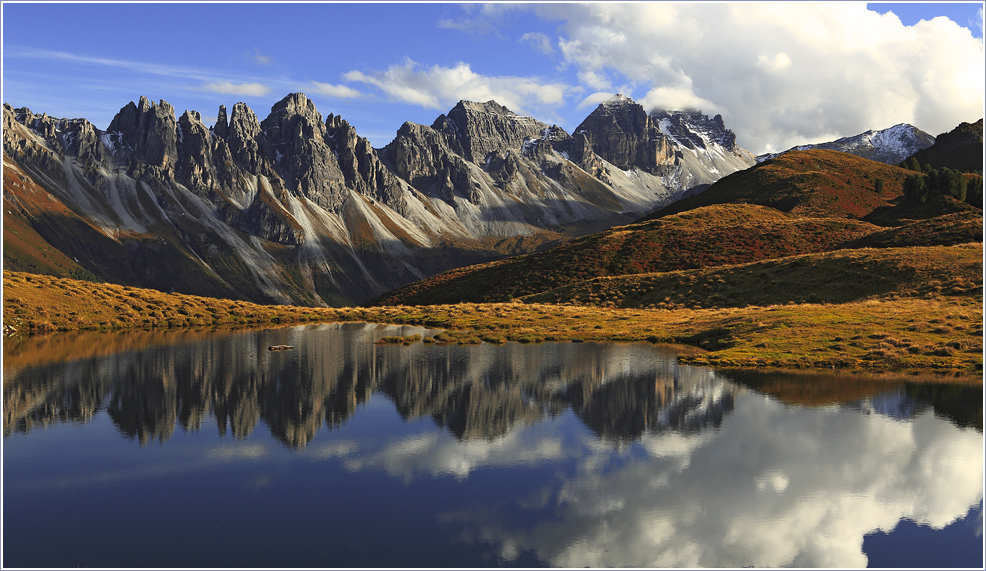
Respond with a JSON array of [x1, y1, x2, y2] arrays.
[[202, 81, 270, 97], [639, 84, 720, 114], [343, 58, 569, 115], [535, 2, 985, 153], [577, 69, 613, 91], [309, 81, 362, 99]]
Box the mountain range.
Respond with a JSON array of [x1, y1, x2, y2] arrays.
[[3, 93, 755, 305], [370, 147, 983, 307]]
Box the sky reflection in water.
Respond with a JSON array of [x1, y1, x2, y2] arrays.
[[3, 323, 982, 568]]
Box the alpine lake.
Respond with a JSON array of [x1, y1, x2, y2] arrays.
[[3, 322, 982, 568]]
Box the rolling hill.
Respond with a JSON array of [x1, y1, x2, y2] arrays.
[[370, 149, 982, 307]]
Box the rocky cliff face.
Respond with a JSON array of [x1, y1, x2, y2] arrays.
[[3, 93, 753, 306], [567, 95, 756, 192], [572, 94, 677, 174]]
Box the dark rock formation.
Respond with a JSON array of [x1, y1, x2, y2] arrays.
[[383, 120, 476, 205], [573, 94, 676, 173], [650, 109, 739, 151], [226, 101, 268, 174], [3, 92, 751, 306], [261, 92, 348, 210], [325, 113, 408, 215], [108, 96, 178, 171], [436, 100, 549, 163]]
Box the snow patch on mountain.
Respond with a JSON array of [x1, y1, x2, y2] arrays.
[[755, 124, 935, 165]]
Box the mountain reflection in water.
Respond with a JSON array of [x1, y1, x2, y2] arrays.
[[4, 323, 734, 446], [2, 323, 982, 568]]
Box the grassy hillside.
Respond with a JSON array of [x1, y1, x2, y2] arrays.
[[524, 243, 982, 309], [646, 149, 913, 219], [369, 147, 981, 308], [845, 210, 982, 248], [369, 204, 882, 305]]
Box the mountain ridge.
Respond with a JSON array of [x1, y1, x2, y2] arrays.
[[368, 148, 982, 307], [755, 123, 935, 165], [2, 93, 755, 305]]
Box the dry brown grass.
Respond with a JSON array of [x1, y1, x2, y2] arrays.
[[4, 270, 981, 376]]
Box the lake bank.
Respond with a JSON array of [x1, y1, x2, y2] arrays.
[[3, 270, 981, 375]]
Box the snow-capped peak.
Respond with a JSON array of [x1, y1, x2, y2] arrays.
[[755, 124, 935, 165]]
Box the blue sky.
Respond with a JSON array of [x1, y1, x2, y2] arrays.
[[3, 2, 984, 154]]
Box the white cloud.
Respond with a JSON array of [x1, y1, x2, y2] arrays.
[[344, 431, 568, 481], [437, 3, 529, 38], [577, 91, 616, 109], [520, 31, 554, 55], [535, 2, 985, 153], [639, 85, 720, 113], [577, 69, 612, 91], [309, 81, 362, 99], [756, 52, 793, 73], [343, 58, 570, 115], [250, 48, 273, 66], [201, 81, 270, 97]]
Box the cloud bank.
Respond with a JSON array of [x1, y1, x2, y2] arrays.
[[537, 2, 984, 153], [202, 81, 270, 97], [344, 58, 568, 117]]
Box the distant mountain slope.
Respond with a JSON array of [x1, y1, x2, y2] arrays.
[[568, 94, 756, 192], [2, 94, 754, 305], [367, 204, 881, 305], [755, 124, 935, 165], [902, 119, 983, 173], [646, 149, 913, 220], [369, 146, 982, 308]]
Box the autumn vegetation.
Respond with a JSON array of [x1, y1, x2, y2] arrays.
[[4, 149, 983, 377]]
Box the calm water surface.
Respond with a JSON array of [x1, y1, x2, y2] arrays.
[[3, 323, 982, 568]]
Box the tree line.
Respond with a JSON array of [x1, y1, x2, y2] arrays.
[[898, 157, 983, 207]]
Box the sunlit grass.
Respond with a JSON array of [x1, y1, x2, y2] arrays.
[[4, 270, 981, 375]]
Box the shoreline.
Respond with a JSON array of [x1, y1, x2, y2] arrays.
[[4, 271, 981, 377]]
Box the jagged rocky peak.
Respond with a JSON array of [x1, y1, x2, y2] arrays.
[[108, 96, 178, 169], [261, 92, 326, 147], [325, 112, 348, 130], [325, 111, 409, 214], [2, 104, 105, 168], [225, 101, 265, 171], [573, 93, 674, 173], [176, 109, 217, 184], [584, 93, 652, 135], [434, 99, 550, 163], [383, 120, 463, 197], [650, 108, 739, 152], [214, 105, 229, 139]]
